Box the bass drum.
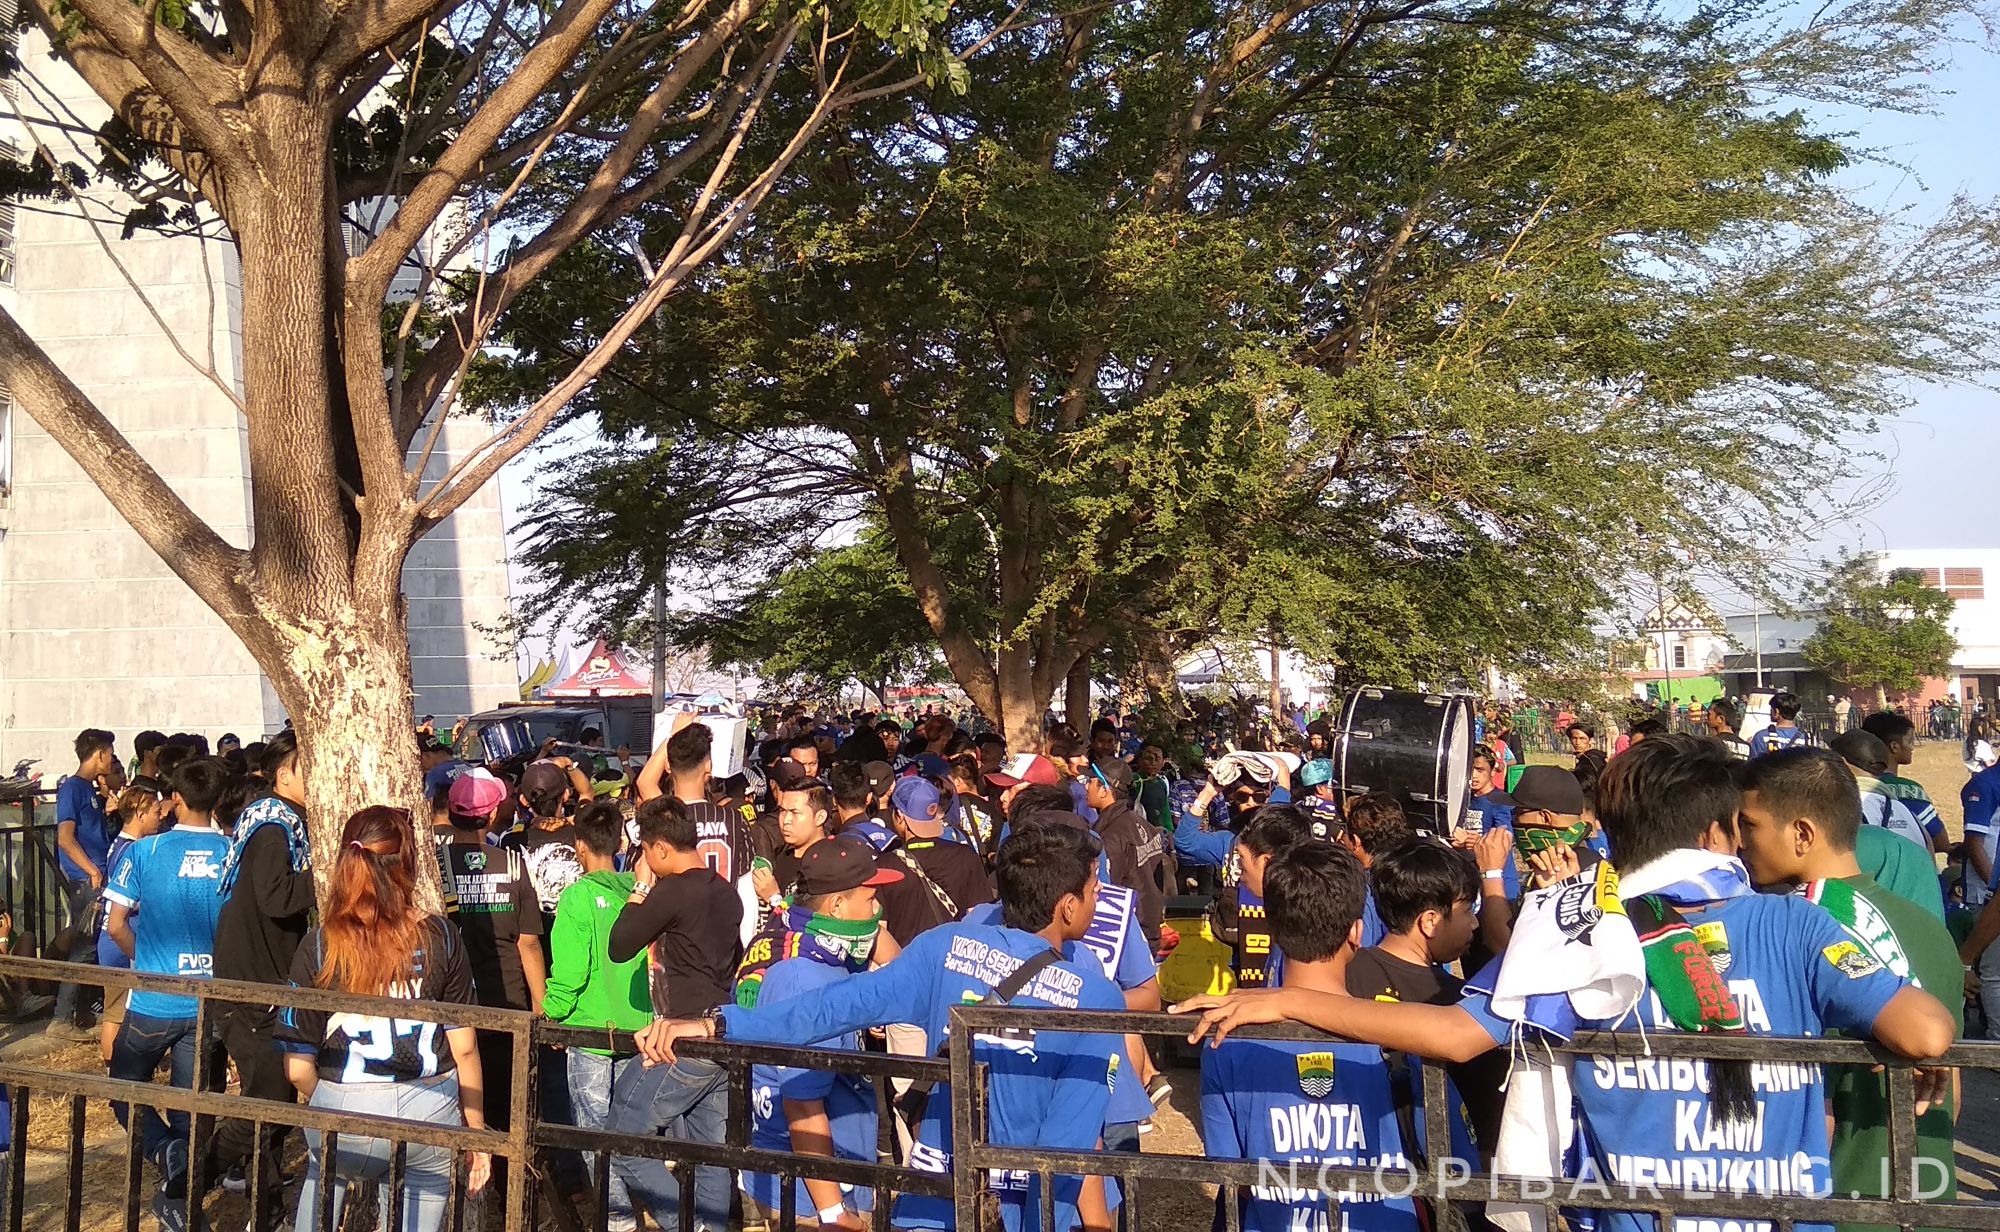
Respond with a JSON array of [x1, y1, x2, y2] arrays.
[[1335, 688, 1472, 833]]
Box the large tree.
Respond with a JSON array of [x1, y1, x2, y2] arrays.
[[1804, 555, 1958, 706], [661, 530, 946, 705], [502, 0, 2000, 748], [0, 0, 972, 869]]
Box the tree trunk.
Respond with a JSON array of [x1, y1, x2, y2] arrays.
[[1268, 641, 1285, 720], [1067, 655, 1092, 727], [258, 584, 438, 911]]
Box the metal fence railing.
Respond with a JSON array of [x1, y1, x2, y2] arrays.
[[0, 795, 69, 959], [1, 959, 1993, 1232], [0, 956, 949, 1232], [945, 1007, 2000, 1232]]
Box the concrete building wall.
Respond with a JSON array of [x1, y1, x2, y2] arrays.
[[406, 418, 522, 722], [0, 32, 515, 771]]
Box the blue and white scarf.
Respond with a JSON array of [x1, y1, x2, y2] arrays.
[[218, 795, 311, 898]]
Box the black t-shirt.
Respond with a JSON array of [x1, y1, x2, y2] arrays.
[[1346, 946, 1506, 1157], [682, 800, 751, 883], [276, 915, 474, 1083], [606, 868, 743, 1017], [503, 823, 582, 925], [877, 839, 995, 946], [440, 840, 543, 1009], [769, 845, 806, 897], [215, 816, 316, 986], [1346, 946, 1460, 1004]]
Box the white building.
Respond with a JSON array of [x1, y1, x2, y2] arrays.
[[0, 29, 516, 771], [1878, 549, 1999, 705]]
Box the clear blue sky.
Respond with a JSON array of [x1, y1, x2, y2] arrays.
[[1815, 37, 2000, 553]]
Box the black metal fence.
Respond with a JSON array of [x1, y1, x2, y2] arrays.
[[0, 958, 1993, 1232], [0, 795, 71, 960], [946, 1007, 2000, 1232]]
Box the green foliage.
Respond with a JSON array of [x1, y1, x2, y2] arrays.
[[1802, 555, 1958, 697], [666, 531, 944, 701], [483, 0, 2000, 722]]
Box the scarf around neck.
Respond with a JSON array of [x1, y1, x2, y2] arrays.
[[218, 794, 311, 899], [1621, 848, 1756, 1123], [734, 904, 878, 1008]]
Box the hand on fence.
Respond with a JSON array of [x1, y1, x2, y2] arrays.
[[1912, 1067, 1951, 1116], [636, 1017, 711, 1065], [1170, 988, 1290, 1046]]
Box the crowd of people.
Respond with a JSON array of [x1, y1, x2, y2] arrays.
[[22, 689, 1996, 1232]]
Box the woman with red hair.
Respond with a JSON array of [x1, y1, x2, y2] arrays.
[[276, 806, 489, 1231]]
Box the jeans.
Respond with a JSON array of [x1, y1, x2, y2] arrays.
[[51, 877, 100, 1025], [295, 1073, 459, 1232], [607, 1056, 729, 1232], [1978, 934, 2000, 1040], [204, 1004, 295, 1232], [568, 1051, 639, 1232], [109, 1011, 220, 1193]]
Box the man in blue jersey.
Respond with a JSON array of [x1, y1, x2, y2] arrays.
[[1177, 735, 1958, 1232], [103, 757, 234, 1221], [52, 728, 120, 1041], [1748, 691, 1811, 758], [960, 808, 1162, 1150], [639, 821, 1126, 1232], [1963, 755, 2000, 1036], [1203, 839, 1474, 1232], [736, 835, 901, 1230]]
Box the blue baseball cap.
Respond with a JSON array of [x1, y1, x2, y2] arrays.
[[890, 776, 945, 837], [1299, 759, 1335, 789]]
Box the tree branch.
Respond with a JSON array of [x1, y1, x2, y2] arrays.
[[348, 0, 625, 305], [0, 306, 252, 622]]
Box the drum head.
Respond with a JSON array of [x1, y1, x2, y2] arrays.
[[1338, 688, 1473, 832]]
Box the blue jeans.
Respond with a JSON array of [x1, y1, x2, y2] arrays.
[[108, 1011, 202, 1192], [51, 877, 100, 1024], [607, 1057, 729, 1232], [295, 1073, 459, 1232], [568, 1051, 639, 1231]]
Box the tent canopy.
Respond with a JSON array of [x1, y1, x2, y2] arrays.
[[544, 639, 651, 697]]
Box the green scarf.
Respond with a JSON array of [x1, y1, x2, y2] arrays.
[[1627, 894, 1755, 1124]]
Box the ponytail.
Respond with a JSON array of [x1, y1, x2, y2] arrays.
[[316, 805, 424, 997]]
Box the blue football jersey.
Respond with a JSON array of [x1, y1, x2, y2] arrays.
[[1747, 726, 1810, 759], [744, 956, 878, 1217], [102, 825, 230, 1018], [1461, 893, 1908, 1232], [1202, 1037, 1473, 1231], [722, 921, 1125, 1232]]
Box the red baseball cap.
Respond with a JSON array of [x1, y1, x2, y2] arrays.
[[986, 753, 1061, 789]]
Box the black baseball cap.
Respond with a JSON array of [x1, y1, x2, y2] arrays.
[[1511, 766, 1588, 816], [797, 835, 904, 896]]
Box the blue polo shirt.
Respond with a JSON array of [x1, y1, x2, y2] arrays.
[[743, 956, 877, 1217], [56, 776, 112, 881]]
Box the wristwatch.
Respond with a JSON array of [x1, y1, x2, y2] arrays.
[[701, 1006, 728, 1039]]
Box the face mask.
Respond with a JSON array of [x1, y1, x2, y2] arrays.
[[1515, 818, 1591, 857]]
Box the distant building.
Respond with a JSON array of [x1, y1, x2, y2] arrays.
[[1713, 551, 1997, 708], [0, 28, 515, 771], [1615, 600, 1729, 702], [1878, 549, 1997, 706]]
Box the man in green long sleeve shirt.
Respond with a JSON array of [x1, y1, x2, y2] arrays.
[[545, 803, 652, 1232]]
